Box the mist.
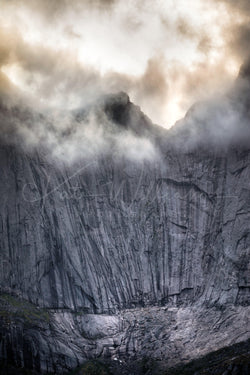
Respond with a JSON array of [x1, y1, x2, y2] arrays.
[[0, 0, 250, 161]]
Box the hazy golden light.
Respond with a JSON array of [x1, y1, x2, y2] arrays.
[[0, 0, 244, 127]]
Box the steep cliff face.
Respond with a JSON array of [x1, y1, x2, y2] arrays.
[[0, 89, 250, 373], [1, 144, 250, 312]]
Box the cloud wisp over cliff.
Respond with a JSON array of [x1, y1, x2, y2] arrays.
[[0, 0, 250, 161], [1, 0, 250, 123]]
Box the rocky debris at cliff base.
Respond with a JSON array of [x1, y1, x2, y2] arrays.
[[0, 82, 250, 373], [1, 340, 250, 375], [0, 292, 249, 374]]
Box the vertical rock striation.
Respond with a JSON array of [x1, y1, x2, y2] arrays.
[[0, 91, 249, 373]]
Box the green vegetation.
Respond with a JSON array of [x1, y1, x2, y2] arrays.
[[0, 293, 50, 326], [67, 341, 250, 375], [164, 339, 250, 375], [68, 360, 113, 375], [0, 363, 43, 375]]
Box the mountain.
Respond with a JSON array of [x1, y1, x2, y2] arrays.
[[0, 79, 250, 374]]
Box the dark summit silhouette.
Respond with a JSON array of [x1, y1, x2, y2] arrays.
[[0, 75, 249, 374]]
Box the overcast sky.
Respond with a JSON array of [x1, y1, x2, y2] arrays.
[[0, 0, 249, 127]]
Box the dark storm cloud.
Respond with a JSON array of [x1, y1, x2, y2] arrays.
[[214, 0, 250, 14], [0, 21, 169, 123], [197, 35, 212, 55], [0, 23, 160, 163], [134, 57, 168, 117], [4, 0, 117, 18], [176, 18, 197, 39], [212, 0, 250, 62], [229, 23, 250, 61], [1, 0, 250, 159]]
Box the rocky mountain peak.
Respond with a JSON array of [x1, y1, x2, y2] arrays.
[[0, 79, 249, 375], [100, 91, 155, 137]]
